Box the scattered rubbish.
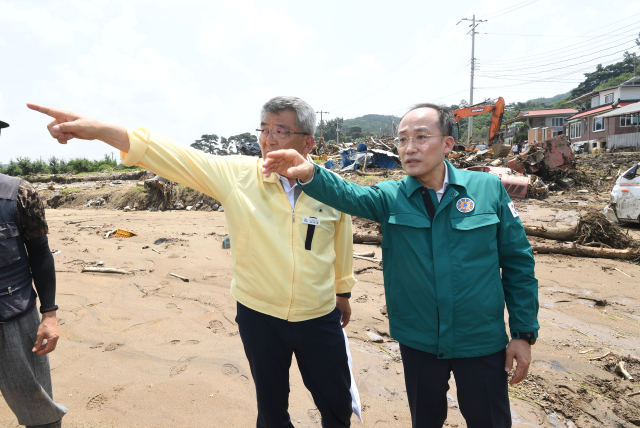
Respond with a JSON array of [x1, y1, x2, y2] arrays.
[[78, 225, 103, 229], [141, 246, 149, 249], [85, 197, 106, 207], [154, 238, 168, 245], [206, 256, 211, 260], [222, 237, 231, 249], [104, 229, 117, 239], [82, 267, 133, 274], [97, 261, 104, 266], [169, 272, 189, 282], [466, 166, 530, 199], [186, 206, 193, 211], [152, 248, 161, 254], [507, 135, 575, 176], [366, 332, 384, 343], [114, 229, 137, 238], [218, 206, 224, 212], [134, 283, 148, 295]]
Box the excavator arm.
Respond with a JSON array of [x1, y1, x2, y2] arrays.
[[453, 97, 505, 144]]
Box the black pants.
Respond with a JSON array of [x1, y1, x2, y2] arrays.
[[400, 343, 511, 428], [236, 302, 352, 428]]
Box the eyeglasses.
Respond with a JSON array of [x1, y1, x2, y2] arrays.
[[396, 133, 444, 148], [256, 127, 309, 140]]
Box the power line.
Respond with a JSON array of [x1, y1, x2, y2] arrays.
[[478, 39, 637, 74], [479, 23, 640, 66]]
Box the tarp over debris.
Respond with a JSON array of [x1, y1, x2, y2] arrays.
[[325, 144, 401, 170]]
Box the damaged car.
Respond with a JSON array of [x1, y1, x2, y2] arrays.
[[607, 162, 640, 224]]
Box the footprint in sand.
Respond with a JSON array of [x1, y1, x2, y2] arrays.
[[184, 340, 200, 345], [236, 375, 249, 384], [308, 409, 320, 422], [170, 365, 187, 377], [89, 342, 104, 349], [222, 364, 239, 376], [104, 343, 124, 352], [86, 393, 109, 410], [179, 356, 196, 362], [208, 320, 225, 334], [166, 303, 177, 309]]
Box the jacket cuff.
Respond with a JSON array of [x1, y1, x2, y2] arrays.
[[121, 127, 150, 167], [335, 275, 356, 295]]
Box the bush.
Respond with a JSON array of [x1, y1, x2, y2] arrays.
[[1, 154, 135, 177]]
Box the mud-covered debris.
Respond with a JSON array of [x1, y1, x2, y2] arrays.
[[575, 212, 636, 249]]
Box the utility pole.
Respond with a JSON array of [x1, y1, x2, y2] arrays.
[[458, 15, 486, 146], [336, 117, 342, 145], [316, 111, 330, 139]]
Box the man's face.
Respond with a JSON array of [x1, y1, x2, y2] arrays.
[[397, 107, 454, 181], [259, 110, 314, 160]]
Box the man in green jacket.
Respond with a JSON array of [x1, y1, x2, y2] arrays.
[[262, 103, 539, 428]]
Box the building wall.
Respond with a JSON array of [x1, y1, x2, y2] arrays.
[[566, 114, 640, 144], [621, 86, 640, 101]]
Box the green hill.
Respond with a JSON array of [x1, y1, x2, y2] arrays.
[[342, 114, 402, 134]]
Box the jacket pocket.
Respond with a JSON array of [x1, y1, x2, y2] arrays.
[[0, 278, 33, 321], [449, 213, 499, 230], [0, 223, 21, 268]]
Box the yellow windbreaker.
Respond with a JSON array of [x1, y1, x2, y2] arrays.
[[121, 128, 356, 321]]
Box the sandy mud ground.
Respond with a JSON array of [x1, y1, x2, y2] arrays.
[[1, 156, 640, 427]]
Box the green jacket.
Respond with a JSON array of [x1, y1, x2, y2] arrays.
[[300, 161, 539, 359]]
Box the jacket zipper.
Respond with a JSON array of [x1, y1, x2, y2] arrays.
[[276, 180, 299, 320]]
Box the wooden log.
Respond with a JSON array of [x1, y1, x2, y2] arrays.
[[353, 232, 382, 244], [523, 224, 576, 241], [82, 267, 133, 274], [530, 242, 640, 260]]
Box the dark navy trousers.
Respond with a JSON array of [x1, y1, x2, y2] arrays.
[[400, 344, 511, 428], [236, 302, 352, 428]]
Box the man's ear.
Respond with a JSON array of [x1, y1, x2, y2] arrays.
[[302, 135, 315, 155], [443, 136, 455, 155]]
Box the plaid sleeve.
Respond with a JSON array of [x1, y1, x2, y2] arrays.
[[16, 180, 49, 240]]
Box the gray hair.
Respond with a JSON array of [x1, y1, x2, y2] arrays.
[[401, 103, 455, 137], [261, 96, 317, 136]]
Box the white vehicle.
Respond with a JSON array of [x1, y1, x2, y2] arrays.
[[609, 162, 640, 224]]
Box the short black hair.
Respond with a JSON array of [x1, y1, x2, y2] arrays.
[[401, 103, 454, 137]]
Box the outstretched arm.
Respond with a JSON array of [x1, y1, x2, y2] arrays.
[[263, 149, 387, 223], [27, 104, 129, 151]]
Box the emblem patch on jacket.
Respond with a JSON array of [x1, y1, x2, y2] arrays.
[[456, 198, 475, 213]]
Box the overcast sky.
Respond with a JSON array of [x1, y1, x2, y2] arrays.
[[1, 0, 639, 162]]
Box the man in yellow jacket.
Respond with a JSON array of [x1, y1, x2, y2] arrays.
[[28, 97, 357, 428]]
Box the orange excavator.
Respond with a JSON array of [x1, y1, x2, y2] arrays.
[[452, 97, 510, 157]]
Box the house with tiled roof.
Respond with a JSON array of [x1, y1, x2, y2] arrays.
[[563, 76, 640, 151], [502, 108, 578, 143]]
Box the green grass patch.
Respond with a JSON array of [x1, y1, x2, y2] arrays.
[[60, 188, 82, 195]]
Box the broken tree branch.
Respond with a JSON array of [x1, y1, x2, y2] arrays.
[[531, 242, 640, 260], [617, 361, 634, 382], [82, 267, 133, 275], [354, 251, 375, 258], [353, 255, 382, 264], [169, 272, 189, 282]]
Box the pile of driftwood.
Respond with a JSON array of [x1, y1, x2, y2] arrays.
[[311, 133, 398, 157], [351, 212, 639, 261], [525, 212, 639, 260]]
